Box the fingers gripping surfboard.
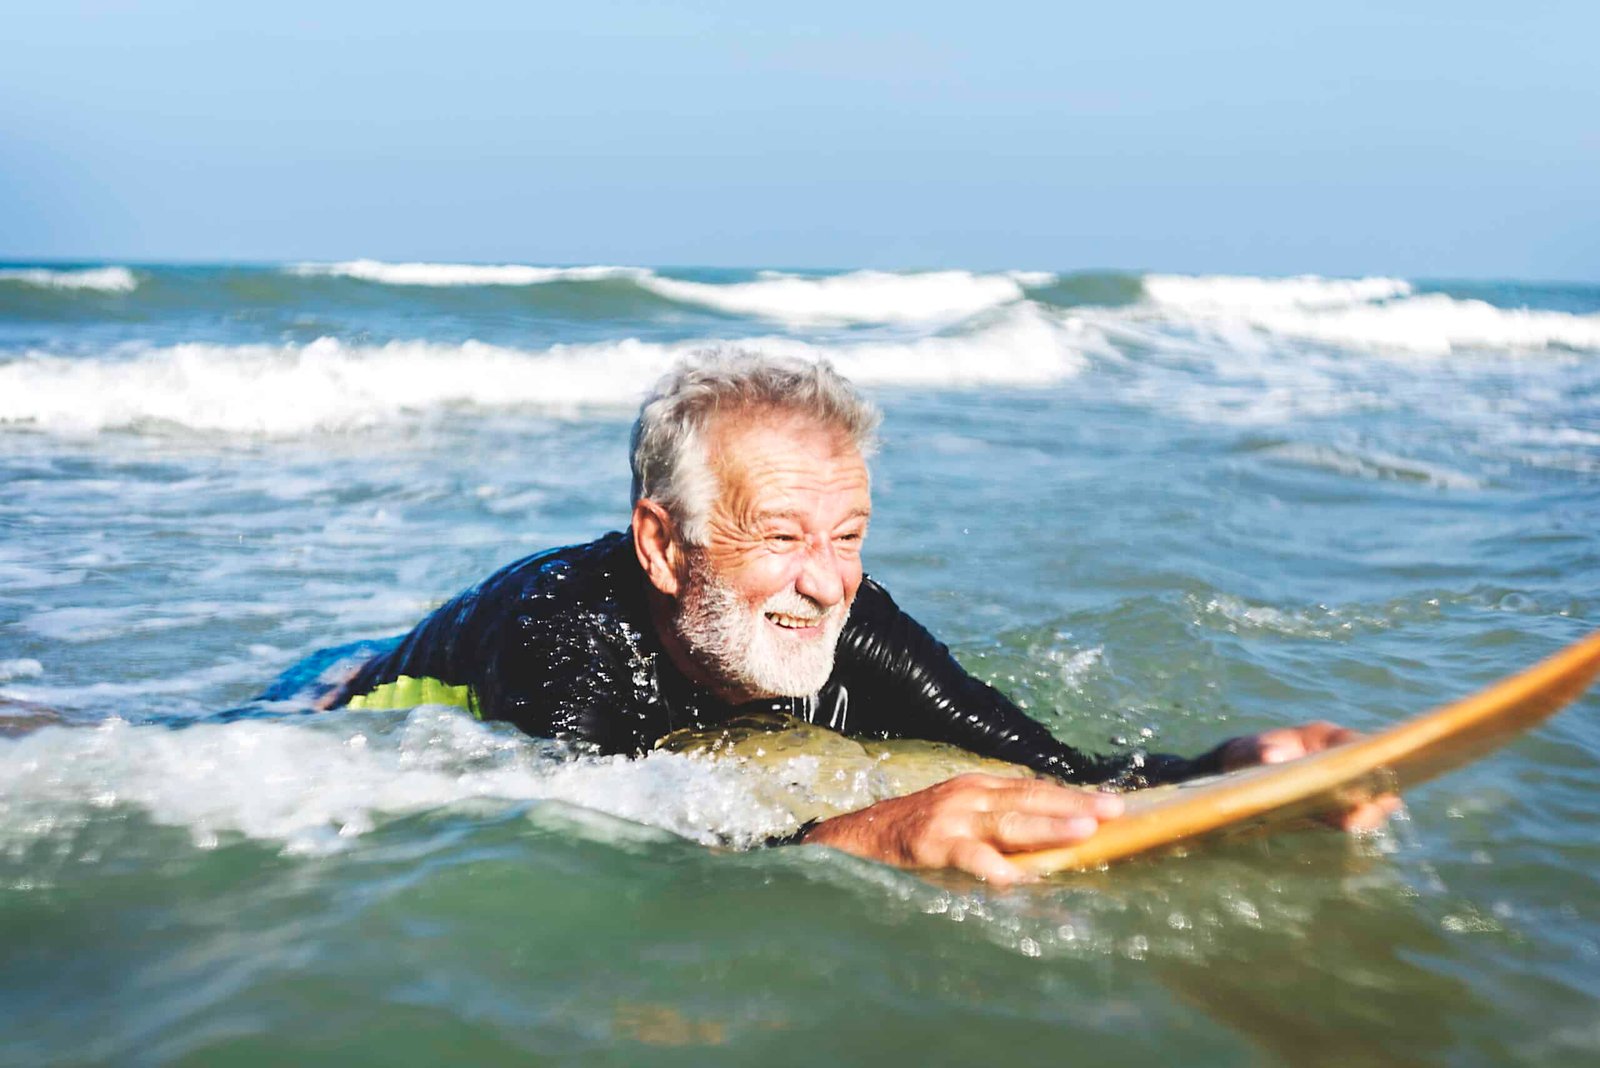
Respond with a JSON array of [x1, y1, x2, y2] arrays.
[[1011, 629, 1600, 876]]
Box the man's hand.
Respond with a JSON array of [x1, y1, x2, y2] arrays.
[[1216, 720, 1401, 832], [797, 773, 1124, 886]]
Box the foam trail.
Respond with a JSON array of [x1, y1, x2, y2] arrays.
[[288, 260, 647, 286], [639, 269, 1037, 324], [0, 306, 1092, 436], [0, 266, 138, 292]]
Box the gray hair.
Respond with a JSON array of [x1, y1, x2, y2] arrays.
[[630, 349, 881, 544]]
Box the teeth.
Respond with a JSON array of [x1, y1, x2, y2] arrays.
[[767, 613, 821, 629]]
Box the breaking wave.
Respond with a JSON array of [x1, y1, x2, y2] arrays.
[[1144, 274, 1415, 311], [1139, 274, 1600, 354], [0, 306, 1092, 435], [0, 266, 138, 293], [9, 264, 1593, 352], [286, 261, 1047, 324], [640, 269, 1048, 324], [0, 709, 796, 855], [289, 260, 646, 286]]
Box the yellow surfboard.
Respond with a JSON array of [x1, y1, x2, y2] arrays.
[[1011, 629, 1600, 875]]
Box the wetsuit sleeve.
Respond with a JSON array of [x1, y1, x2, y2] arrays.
[[835, 579, 1225, 787]]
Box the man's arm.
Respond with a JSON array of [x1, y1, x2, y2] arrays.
[[799, 580, 1395, 880], [833, 578, 1221, 786]]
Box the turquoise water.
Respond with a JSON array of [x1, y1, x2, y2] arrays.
[[2, 262, 1598, 1064]]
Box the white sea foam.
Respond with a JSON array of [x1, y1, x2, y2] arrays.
[[0, 559, 86, 592], [1224, 294, 1600, 355], [3, 659, 275, 708], [639, 269, 1033, 324], [0, 266, 138, 292], [1256, 442, 1486, 490], [1139, 274, 1600, 354], [0, 306, 1092, 436], [1192, 593, 1414, 639], [1501, 425, 1600, 450], [1144, 274, 1414, 311], [1049, 645, 1103, 692], [0, 337, 666, 435], [824, 303, 1095, 384], [288, 260, 646, 286], [0, 709, 795, 855], [287, 262, 1041, 323], [20, 602, 294, 643], [0, 660, 44, 682], [1094, 321, 1395, 427]]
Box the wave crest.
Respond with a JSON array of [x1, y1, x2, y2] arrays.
[[640, 269, 1039, 324], [0, 266, 138, 293], [288, 260, 646, 286], [1141, 274, 1600, 354], [284, 262, 1046, 325], [0, 307, 1091, 436], [1145, 274, 1413, 311]]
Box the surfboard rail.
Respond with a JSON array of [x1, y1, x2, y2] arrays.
[[1011, 629, 1600, 876]]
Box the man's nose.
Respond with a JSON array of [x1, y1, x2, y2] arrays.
[[794, 536, 847, 608]]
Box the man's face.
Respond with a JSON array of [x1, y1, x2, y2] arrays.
[[671, 412, 871, 702]]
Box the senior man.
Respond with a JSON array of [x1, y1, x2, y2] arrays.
[[331, 351, 1391, 883]]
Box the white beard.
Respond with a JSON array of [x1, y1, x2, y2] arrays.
[[673, 556, 846, 699]]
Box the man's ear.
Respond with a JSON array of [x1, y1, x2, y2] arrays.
[[632, 499, 685, 598]]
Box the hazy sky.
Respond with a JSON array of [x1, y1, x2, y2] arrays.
[[4, 1, 1596, 279]]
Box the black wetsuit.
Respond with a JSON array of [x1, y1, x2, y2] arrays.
[[335, 531, 1223, 787]]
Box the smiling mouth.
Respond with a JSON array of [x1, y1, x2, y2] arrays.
[[766, 611, 825, 631]]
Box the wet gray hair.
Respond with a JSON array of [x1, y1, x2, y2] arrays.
[[630, 349, 881, 545]]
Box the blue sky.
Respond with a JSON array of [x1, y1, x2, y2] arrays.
[[4, 1, 1596, 279]]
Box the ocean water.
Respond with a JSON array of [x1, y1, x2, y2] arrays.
[[1, 261, 1598, 1065]]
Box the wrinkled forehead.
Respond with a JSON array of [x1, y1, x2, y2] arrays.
[[703, 408, 872, 515]]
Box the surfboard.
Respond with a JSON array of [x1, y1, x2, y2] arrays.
[[1010, 628, 1600, 875]]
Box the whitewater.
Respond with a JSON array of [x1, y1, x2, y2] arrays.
[[2, 261, 1598, 1066]]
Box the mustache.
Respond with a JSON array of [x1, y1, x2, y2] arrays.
[[761, 588, 836, 624]]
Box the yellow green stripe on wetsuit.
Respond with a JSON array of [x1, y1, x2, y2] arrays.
[[345, 675, 482, 719]]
